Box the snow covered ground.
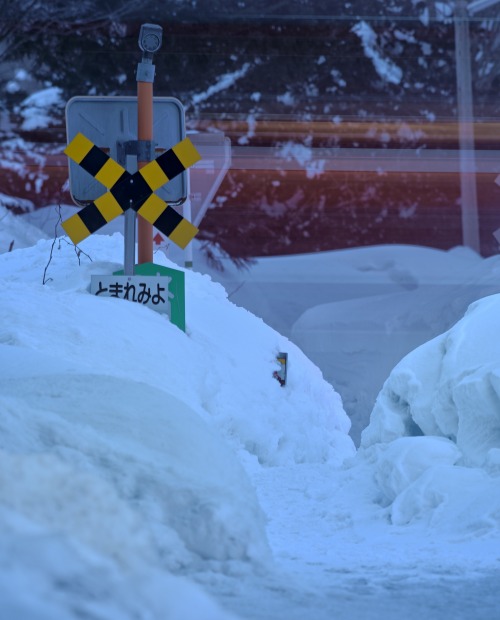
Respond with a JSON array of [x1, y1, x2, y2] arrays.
[[1, 205, 500, 619]]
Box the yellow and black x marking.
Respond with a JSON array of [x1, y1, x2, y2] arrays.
[[62, 132, 201, 248]]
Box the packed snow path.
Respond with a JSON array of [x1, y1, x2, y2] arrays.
[[199, 462, 500, 620]]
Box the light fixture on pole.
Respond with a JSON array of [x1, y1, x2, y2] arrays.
[[136, 23, 163, 265]]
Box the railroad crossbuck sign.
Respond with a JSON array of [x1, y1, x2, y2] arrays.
[[62, 132, 201, 247]]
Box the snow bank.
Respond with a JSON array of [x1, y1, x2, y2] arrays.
[[0, 232, 355, 617], [360, 294, 500, 533], [0, 351, 260, 618], [0, 369, 248, 618], [372, 436, 462, 503], [0, 501, 238, 620], [0, 358, 269, 562], [363, 293, 500, 464], [2, 212, 500, 615], [390, 463, 500, 529], [0, 234, 354, 467]]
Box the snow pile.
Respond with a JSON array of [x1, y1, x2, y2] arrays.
[[24, 210, 499, 449], [0, 493, 238, 620], [0, 232, 355, 618], [2, 209, 500, 616], [0, 361, 269, 564], [0, 234, 354, 467], [361, 294, 500, 532]]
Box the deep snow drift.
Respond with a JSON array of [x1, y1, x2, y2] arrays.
[[361, 293, 500, 532], [23, 204, 500, 446], [0, 212, 499, 619], [0, 230, 354, 619]]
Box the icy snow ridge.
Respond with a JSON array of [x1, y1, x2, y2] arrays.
[[361, 294, 500, 531]]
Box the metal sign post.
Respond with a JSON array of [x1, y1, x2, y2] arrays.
[[114, 147, 139, 275], [61, 23, 201, 330]]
